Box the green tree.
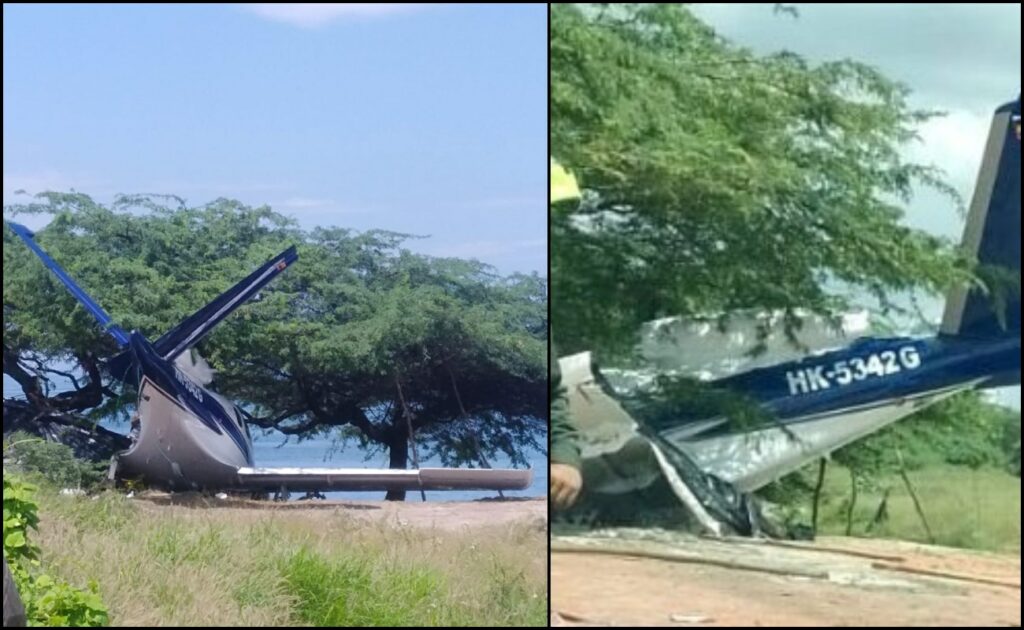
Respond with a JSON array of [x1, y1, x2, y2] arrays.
[[4, 194, 547, 500], [756, 391, 1018, 534], [1007, 415, 1021, 476], [551, 3, 970, 354]]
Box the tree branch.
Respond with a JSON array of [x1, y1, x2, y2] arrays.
[[3, 344, 44, 405], [37, 366, 83, 391], [333, 404, 387, 444], [292, 368, 388, 444], [242, 359, 293, 380], [244, 406, 305, 428], [47, 353, 101, 409]]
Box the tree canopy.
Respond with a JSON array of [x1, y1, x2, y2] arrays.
[[831, 391, 1020, 479], [551, 3, 971, 354], [3, 194, 547, 498]]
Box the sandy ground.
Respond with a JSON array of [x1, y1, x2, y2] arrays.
[[552, 531, 1021, 627], [132, 491, 548, 531]]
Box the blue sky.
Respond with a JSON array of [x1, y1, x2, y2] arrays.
[[3, 3, 548, 274]]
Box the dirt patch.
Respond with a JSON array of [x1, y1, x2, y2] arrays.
[[552, 532, 1021, 627], [132, 491, 548, 531]]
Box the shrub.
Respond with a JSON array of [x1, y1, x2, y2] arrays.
[[3, 474, 109, 627], [4, 432, 108, 490]]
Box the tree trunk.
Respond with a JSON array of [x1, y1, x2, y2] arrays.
[[811, 458, 827, 536], [866, 486, 891, 534], [896, 448, 934, 543], [845, 469, 858, 536], [384, 436, 409, 501]]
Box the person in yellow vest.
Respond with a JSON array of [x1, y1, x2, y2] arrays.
[[550, 159, 583, 510]]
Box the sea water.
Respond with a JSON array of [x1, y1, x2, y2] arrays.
[[250, 429, 547, 502], [98, 415, 545, 502], [5, 373, 547, 501]]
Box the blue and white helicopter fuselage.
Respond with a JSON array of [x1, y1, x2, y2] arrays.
[[120, 331, 255, 489], [669, 333, 1020, 492], [559, 95, 1020, 504]]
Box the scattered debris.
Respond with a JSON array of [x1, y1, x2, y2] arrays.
[[554, 610, 611, 626], [871, 561, 1022, 591], [826, 570, 921, 591], [669, 612, 712, 624]]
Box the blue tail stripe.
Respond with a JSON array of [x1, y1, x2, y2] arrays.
[[151, 246, 298, 361], [944, 96, 1021, 339], [7, 222, 130, 347]]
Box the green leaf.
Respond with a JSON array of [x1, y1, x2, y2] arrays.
[[5, 530, 26, 548]]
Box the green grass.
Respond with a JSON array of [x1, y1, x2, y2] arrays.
[[22, 486, 546, 627], [282, 547, 453, 626], [816, 465, 1020, 552]]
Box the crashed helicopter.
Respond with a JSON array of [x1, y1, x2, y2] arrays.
[[8, 224, 532, 495], [558, 96, 1021, 533]]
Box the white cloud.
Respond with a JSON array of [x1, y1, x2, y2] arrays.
[[999, 386, 1021, 410], [244, 3, 425, 28], [428, 238, 546, 260], [452, 196, 544, 211], [692, 4, 1019, 113], [905, 108, 992, 195], [143, 180, 290, 197], [3, 170, 106, 205], [4, 170, 66, 202], [271, 196, 377, 221], [279, 196, 334, 209]]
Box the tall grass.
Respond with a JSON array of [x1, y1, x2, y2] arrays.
[[817, 465, 1021, 552], [29, 489, 546, 626]]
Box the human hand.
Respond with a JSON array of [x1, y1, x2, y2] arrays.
[[551, 463, 583, 510]]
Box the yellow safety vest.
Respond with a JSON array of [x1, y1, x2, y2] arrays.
[[551, 159, 581, 205]]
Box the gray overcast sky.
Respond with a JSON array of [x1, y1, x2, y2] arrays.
[[692, 3, 1020, 235], [692, 3, 1021, 408]]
